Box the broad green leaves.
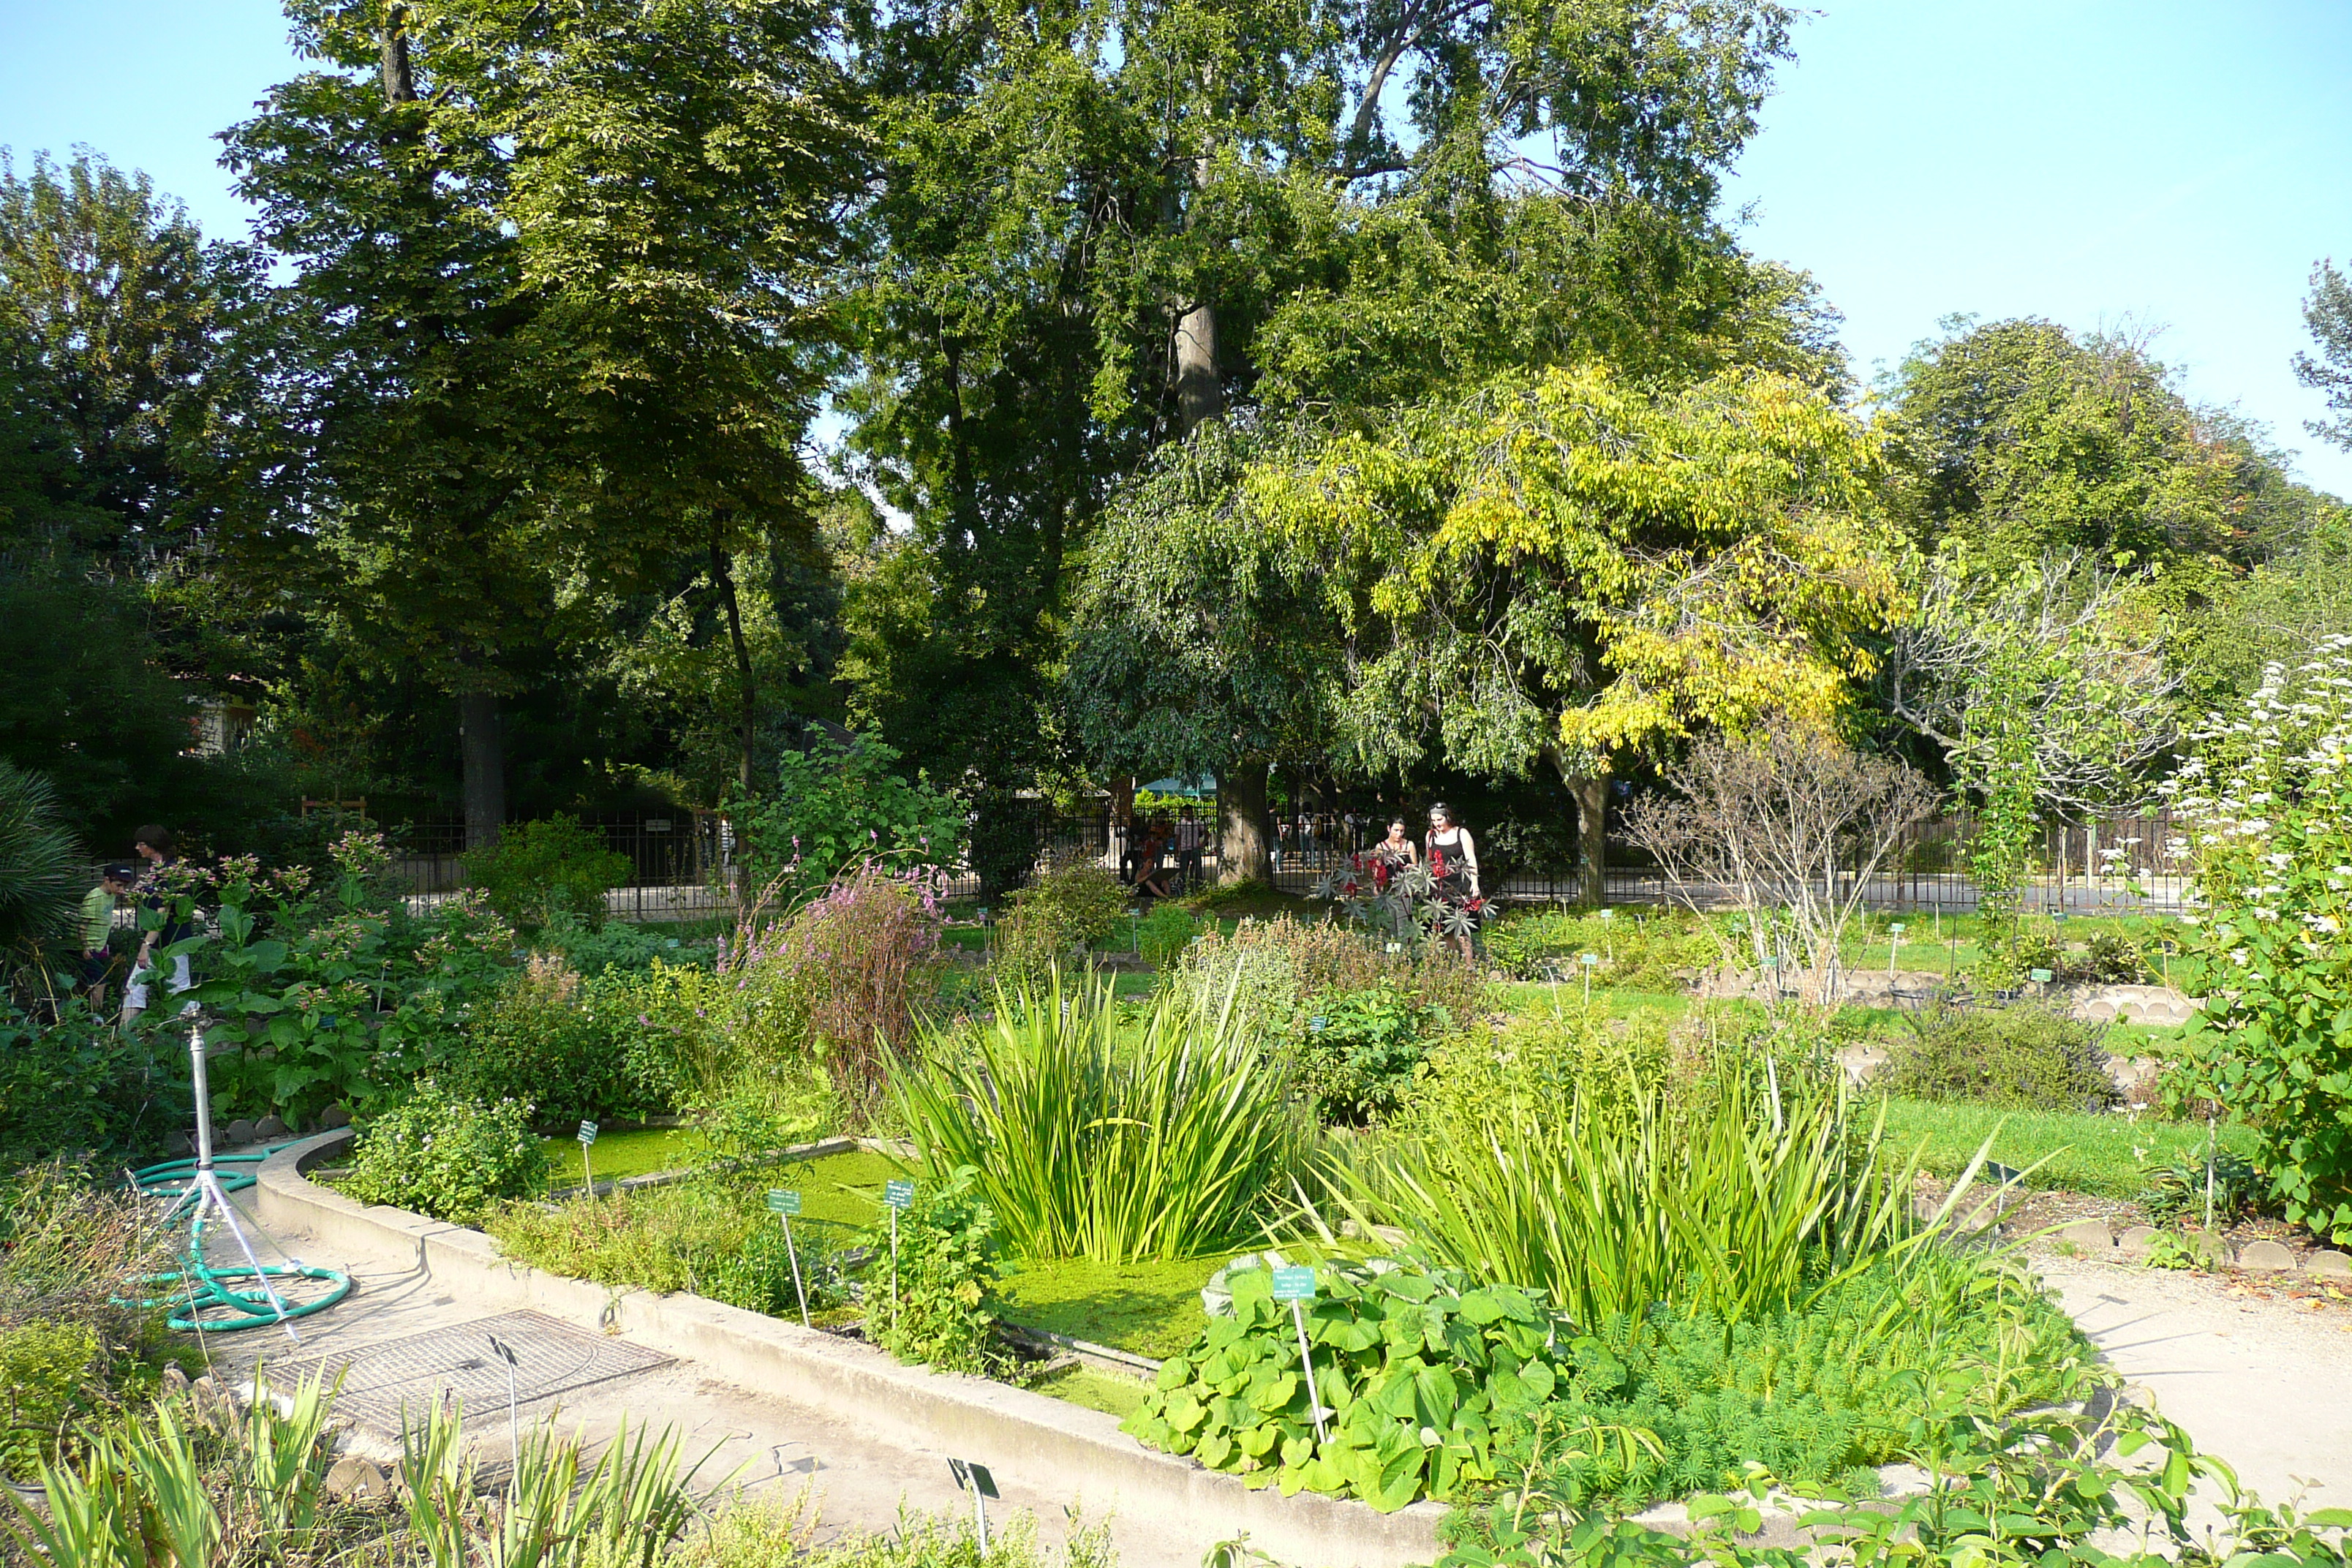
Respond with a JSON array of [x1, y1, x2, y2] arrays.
[[1123, 1260, 1575, 1513]]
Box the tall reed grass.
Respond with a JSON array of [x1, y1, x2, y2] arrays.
[[894, 971, 1309, 1264], [1326, 1053, 1936, 1327]]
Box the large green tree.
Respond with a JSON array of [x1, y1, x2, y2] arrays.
[[216, 0, 856, 840], [1882, 317, 2327, 575], [2296, 257, 2352, 453], [850, 0, 1811, 864], [1245, 363, 1904, 902]]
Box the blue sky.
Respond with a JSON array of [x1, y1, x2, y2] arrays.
[[4, 0, 2348, 497]]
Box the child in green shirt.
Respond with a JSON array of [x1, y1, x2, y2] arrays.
[[79, 864, 136, 1008]]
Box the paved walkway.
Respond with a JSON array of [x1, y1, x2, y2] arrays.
[[2038, 1254, 2352, 1515], [192, 1222, 1198, 1567]]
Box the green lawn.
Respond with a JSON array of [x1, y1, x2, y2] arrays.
[[1031, 1363, 1150, 1420], [1877, 1098, 2258, 1201], [997, 1252, 1232, 1359]]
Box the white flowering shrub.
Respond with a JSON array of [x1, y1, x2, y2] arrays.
[[2161, 636, 2352, 1241]]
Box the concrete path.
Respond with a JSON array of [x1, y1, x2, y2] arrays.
[[189, 1213, 1199, 1568], [2037, 1253, 2352, 1513]]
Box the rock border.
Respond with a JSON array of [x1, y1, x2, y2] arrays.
[[2049, 1216, 2351, 1278], [255, 1130, 1447, 1568]]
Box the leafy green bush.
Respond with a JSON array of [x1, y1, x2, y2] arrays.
[[2137, 1147, 2269, 1226], [1174, 915, 1485, 1045], [2166, 642, 2352, 1240], [0, 1320, 101, 1481], [701, 1220, 848, 1319], [0, 1000, 189, 1166], [0, 1168, 173, 1460], [1126, 1259, 1578, 1513], [1136, 902, 1201, 968], [1438, 1364, 2342, 1568], [342, 1082, 549, 1226], [869, 1165, 1007, 1375], [460, 815, 631, 932], [1878, 1004, 2119, 1114], [991, 860, 1129, 990], [895, 974, 1308, 1263], [734, 739, 963, 908], [536, 911, 706, 976], [1298, 984, 1447, 1124], [448, 956, 660, 1127]]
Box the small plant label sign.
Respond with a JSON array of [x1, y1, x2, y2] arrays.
[[883, 1180, 914, 1210], [576, 1120, 598, 1145], [766, 1191, 810, 1327], [882, 1180, 914, 1332], [947, 1460, 999, 1548], [1268, 1266, 1330, 1441]]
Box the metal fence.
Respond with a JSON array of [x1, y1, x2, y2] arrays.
[[382, 804, 2189, 920]]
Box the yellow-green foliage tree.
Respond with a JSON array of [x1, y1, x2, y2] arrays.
[[1248, 363, 1904, 903]]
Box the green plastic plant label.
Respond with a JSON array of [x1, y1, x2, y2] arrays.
[[766, 1189, 802, 1215], [884, 1180, 914, 1210], [577, 1120, 598, 1145], [1269, 1265, 1316, 1302]]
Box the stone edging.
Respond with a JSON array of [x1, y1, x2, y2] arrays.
[[255, 1130, 1447, 1568], [2048, 1217, 2352, 1278]]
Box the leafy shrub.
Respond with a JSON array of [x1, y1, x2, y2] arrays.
[[536, 911, 706, 976], [1298, 984, 1447, 1124], [734, 738, 964, 908], [342, 1082, 549, 1226], [1136, 902, 1201, 968], [1879, 1004, 2119, 1113], [448, 955, 664, 1127], [1405, 1008, 1676, 1132], [2137, 1147, 2269, 1226], [1479, 1253, 2092, 1512], [701, 1219, 848, 1319], [991, 859, 1128, 990], [2166, 641, 2352, 1240], [1126, 1259, 1578, 1513], [869, 1164, 1007, 1375], [0, 1320, 102, 1481], [1175, 915, 1485, 1045], [461, 814, 631, 932], [0, 1168, 172, 1469], [0, 1000, 190, 1166], [895, 975, 1308, 1263]]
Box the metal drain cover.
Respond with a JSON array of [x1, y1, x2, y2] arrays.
[[293, 1311, 672, 1433]]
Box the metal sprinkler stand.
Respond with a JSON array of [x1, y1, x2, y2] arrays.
[[127, 1023, 351, 1335]]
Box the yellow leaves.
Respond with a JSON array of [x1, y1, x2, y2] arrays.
[[1251, 361, 1905, 761]]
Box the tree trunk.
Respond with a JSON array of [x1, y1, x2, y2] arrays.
[[1569, 773, 1607, 908], [711, 539, 758, 796], [1216, 761, 1272, 883], [459, 691, 505, 850], [381, 4, 415, 103], [1174, 298, 1222, 434]]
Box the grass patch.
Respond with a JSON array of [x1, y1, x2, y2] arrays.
[[1880, 1097, 2258, 1200], [764, 1149, 906, 1232], [1488, 982, 1693, 1025], [997, 1253, 1231, 1358]]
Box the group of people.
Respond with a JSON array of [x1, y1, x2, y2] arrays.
[[1120, 807, 1206, 899], [75, 823, 192, 1026]]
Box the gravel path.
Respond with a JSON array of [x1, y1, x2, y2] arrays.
[[2037, 1251, 2352, 1512]]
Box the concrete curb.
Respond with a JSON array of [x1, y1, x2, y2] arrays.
[[257, 1131, 1448, 1567]]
